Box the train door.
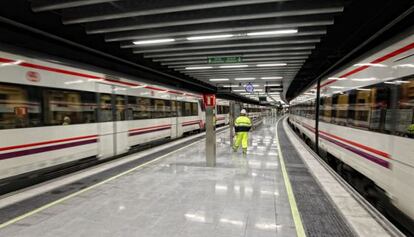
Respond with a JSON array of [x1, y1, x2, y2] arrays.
[[96, 83, 129, 159]]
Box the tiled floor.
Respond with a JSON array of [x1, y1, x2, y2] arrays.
[[0, 117, 296, 237]]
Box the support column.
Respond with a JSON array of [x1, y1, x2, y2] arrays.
[[205, 106, 216, 167], [229, 101, 235, 147]]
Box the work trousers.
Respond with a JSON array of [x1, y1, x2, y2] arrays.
[[234, 132, 249, 150]]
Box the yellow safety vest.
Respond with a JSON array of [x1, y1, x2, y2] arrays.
[[235, 116, 252, 132]]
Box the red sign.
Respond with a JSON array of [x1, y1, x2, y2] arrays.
[[26, 71, 41, 82], [203, 94, 216, 107]]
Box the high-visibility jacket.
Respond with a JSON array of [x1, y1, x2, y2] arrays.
[[234, 115, 252, 132], [408, 124, 414, 133]]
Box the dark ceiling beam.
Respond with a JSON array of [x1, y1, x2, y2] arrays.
[[62, 0, 292, 24], [85, 2, 344, 34], [152, 52, 312, 62], [182, 68, 301, 75], [31, 0, 120, 12], [105, 16, 334, 42], [161, 57, 309, 66], [122, 30, 326, 47], [131, 38, 321, 53], [144, 46, 316, 58]]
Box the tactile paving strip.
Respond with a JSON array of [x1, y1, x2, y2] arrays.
[[277, 122, 356, 237]]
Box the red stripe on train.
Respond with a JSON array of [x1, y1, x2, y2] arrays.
[[0, 135, 98, 152], [320, 42, 414, 88]]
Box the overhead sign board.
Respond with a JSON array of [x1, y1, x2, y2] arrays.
[[207, 56, 242, 64], [203, 94, 216, 107], [245, 82, 254, 93]]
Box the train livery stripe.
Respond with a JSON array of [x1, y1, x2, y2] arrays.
[[298, 122, 390, 168], [0, 135, 98, 152], [318, 130, 390, 159], [128, 124, 171, 133], [320, 42, 414, 88], [129, 126, 171, 136], [0, 139, 98, 161], [0, 57, 203, 98], [182, 120, 201, 126]]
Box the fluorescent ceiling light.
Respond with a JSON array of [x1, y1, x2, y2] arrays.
[[255, 89, 264, 92], [219, 65, 248, 68], [351, 77, 377, 82], [235, 77, 255, 81], [233, 89, 245, 92], [330, 86, 344, 89], [247, 29, 298, 36], [222, 84, 238, 87], [257, 63, 287, 67], [133, 38, 175, 45], [266, 83, 281, 86], [187, 34, 234, 41], [354, 63, 387, 67], [209, 78, 229, 81], [356, 88, 371, 91], [186, 66, 213, 70], [261, 76, 283, 80], [328, 77, 346, 80]]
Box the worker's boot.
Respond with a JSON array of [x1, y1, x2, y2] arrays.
[[242, 148, 247, 155], [233, 146, 238, 152]]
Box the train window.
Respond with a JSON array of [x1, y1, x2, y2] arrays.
[[171, 101, 178, 117], [43, 89, 97, 125], [0, 83, 42, 129], [176, 101, 183, 117], [115, 95, 126, 121], [182, 102, 192, 116], [395, 77, 414, 138], [99, 93, 113, 122], [137, 97, 151, 119], [191, 102, 198, 116], [152, 99, 168, 118]]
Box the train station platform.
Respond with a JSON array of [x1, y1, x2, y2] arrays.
[[0, 117, 395, 237]]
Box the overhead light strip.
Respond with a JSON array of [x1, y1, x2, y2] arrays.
[[133, 38, 175, 45]]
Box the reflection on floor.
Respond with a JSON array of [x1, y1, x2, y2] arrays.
[[0, 117, 297, 237]]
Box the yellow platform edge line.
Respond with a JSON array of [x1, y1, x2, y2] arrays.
[[275, 118, 307, 237], [0, 138, 204, 229]]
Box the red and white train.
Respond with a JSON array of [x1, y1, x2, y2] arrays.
[[289, 29, 414, 232], [0, 49, 236, 185]]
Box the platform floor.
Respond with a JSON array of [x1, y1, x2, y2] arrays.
[[0, 118, 354, 237]]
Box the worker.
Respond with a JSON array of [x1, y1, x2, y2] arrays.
[[408, 123, 414, 137], [233, 109, 252, 154]]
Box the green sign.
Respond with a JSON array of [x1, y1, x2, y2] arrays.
[[207, 56, 242, 64]]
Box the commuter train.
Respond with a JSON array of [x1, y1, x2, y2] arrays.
[[0, 49, 243, 186], [289, 29, 414, 232]]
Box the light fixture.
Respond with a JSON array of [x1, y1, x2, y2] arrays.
[[233, 89, 245, 92], [222, 84, 238, 87], [133, 38, 175, 45], [266, 83, 281, 86], [260, 76, 283, 80], [247, 29, 298, 36], [186, 66, 213, 70], [187, 34, 234, 41], [219, 65, 248, 68], [235, 77, 255, 81], [328, 77, 346, 80], [330, 86, 345, 89], [351, 77, 377, 82], [354, 63, 387, 67], [255, 89, 264, 92], [257, 63, 287, 67], [209, 78, 229, 81]]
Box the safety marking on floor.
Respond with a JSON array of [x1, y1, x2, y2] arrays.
[[275, 118, 307, 237], [0, 129, 228, 230]]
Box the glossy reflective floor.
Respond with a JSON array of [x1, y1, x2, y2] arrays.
[[0, 117, 297, 237]]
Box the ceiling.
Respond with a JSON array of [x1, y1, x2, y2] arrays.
[[0, 0, 413, 103]]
